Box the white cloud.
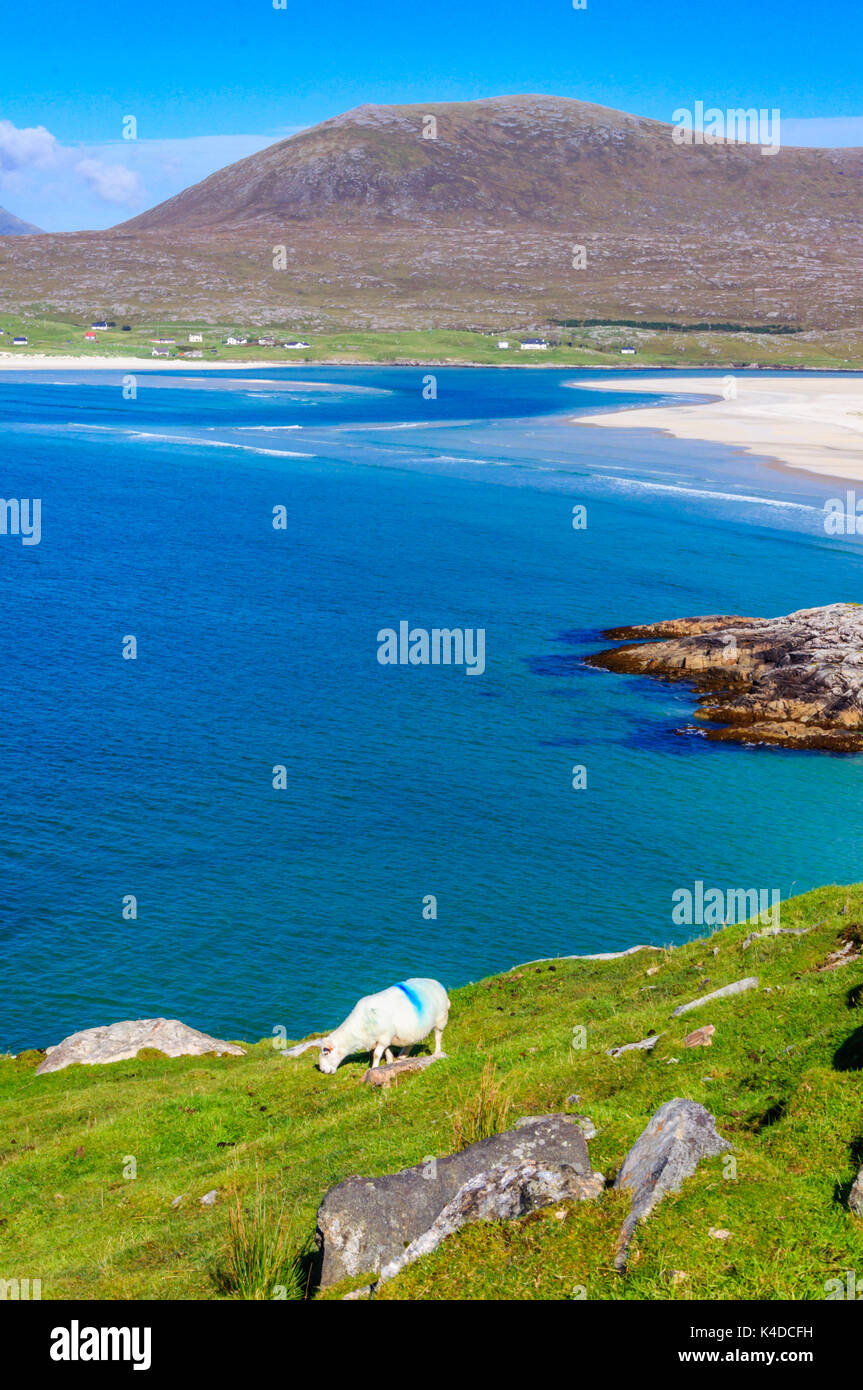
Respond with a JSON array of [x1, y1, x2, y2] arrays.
[[74, 157, 145, 207], [0, 123, 290, 231], [0, 119, 59, 170]]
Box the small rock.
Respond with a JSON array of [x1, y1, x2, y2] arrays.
[[849, 1165, 863, 1216], [671, 976, 758, 1018], [683, 1025, 715, 1048], [607, 1032, 663, 1059], [646, 967, 659, 976], [170, 1195, 186, 1209], [342, 1285, 372, 1300], [666, 1057, 680, 1064], [670, 1269, 688, 1286], [200, 1190, 218, 1206], [566, 1094, 581, 1105], [709, 1227, 731, 1240]]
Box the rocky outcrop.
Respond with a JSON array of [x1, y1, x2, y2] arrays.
[[587, 603, 863, 751], [35, 1018, 245, 1074], [315, 1114, 596, 1287], [613, 1098, 731, 1270], [375, 1161, 603, 1288]]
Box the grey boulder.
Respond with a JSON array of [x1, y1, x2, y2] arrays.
[[849, 1165, 863, 1216], [613, 1098, 730, 1270], [316, 1115, 595, 1287], [376, 1160, 603, 1288], [36, 1018, 245, 1074]]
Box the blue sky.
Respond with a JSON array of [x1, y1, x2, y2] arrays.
[[2, 0, 861, 231]]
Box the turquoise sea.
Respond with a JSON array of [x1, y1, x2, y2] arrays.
[[2, 366, 861, 1051]]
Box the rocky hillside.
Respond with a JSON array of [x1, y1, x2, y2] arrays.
[[2, 884, 863, 1300], [1, 96, 862, 329], [122, 95, 863, 233]]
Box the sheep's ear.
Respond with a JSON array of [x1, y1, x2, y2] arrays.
[[283, 1035, 328, 1059]]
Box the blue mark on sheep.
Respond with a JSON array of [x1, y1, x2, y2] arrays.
[[396, 981, 424, 1014]]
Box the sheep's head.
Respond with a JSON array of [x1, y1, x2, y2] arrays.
[[317, 1037, 345, 1074]]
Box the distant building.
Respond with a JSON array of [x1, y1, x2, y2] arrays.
[[180, 349, 203, 358], [519, 338, 548, 350], [620, 346, 637, 355], [90, 321, 108, 331], [188, 333, 203, 343], [151, 347, 171, 357], [152, 337, 175, 344], [225, 336, 247, 346], [257, 337, 277, 347], [84, 332, 97, 340], [121, 325, 132, 332], [283, 340, 310, 349], [497, 339, 510, 348], [12, 336, 27, 345]]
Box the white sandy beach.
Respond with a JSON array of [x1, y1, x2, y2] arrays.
[[573, 374, 863, 482], [0, 354, 290, 372]]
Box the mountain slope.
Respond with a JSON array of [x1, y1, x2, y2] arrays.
[[123, 94, 863, 232], [1, 95, 862, 330], [0, 205, 42, 236]]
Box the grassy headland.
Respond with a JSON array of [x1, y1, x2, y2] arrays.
[[2, 884, 863, 1300]]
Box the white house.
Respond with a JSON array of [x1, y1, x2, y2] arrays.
[[258, 337, 277, 347], [497, 339, 510, 348], [620, 346, 637, 355], [283, 340, 310, 349], [188, 333, 203, 343], [151, 347, 171, 357], [225, 336, 247, 346], [12, 336, 27, 345], [90, 321, 108, 331], [520, 338, 549, 350]]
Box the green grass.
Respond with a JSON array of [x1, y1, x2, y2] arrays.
[[3, 314, 863, 369], [2, 884, 863, 1300]]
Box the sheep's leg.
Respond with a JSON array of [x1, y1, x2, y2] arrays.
[[371, 1042, 386, 1069], [384, 1047, 395, 1064], [398, 1046, 413, 1058], [432, 1026, 444, 1057]]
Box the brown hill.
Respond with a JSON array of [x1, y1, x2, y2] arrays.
[[1, 95, 862, 331]]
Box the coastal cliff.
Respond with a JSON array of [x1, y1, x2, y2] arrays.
[[587, 602, 863, 751]]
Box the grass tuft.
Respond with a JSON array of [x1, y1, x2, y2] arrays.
[[451, 1059, 512, 1150], [213, 1180, 311, 1300]]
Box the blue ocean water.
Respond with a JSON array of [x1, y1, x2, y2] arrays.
[[2, 365, 862, 1052]]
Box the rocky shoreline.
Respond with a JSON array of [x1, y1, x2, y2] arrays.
[[587, 602, 863, 752]]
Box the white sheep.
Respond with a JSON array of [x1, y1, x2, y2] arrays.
[[283, 977, 450, 1074]]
